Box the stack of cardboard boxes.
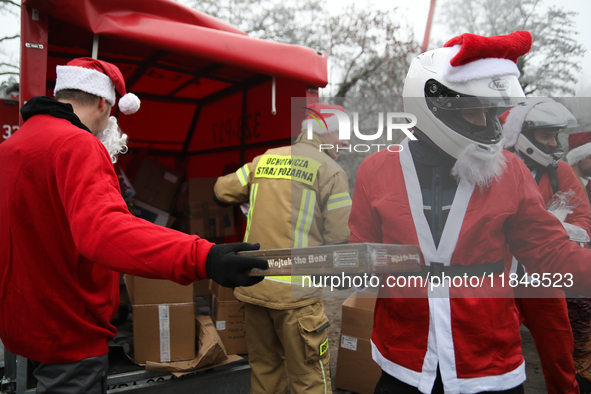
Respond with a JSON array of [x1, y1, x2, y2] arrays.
[[122, 158, 245, 362], [209, 281, 248, 355], [188, 177, 235, 239], [125, 275, 196, 364], [335, 292, 382, 394], [128, 156, 183, 228]]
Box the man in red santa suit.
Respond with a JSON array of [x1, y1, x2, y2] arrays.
[[568, 131, 591, 200], [349, 31, 591, 394], [0, 57, 267, 394], [499, 98, 591, 394]]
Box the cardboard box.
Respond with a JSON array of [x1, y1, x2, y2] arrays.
[[189, 202, 235, 238], [335, 334, 381, 394], [209, 279, 237, 302], [335, 292, 381, 394], [133, 303, 195, 364], [193, 279, 210, 297], [145, 315, 228, 373], [132, 157, 183, 212], [188, 178, 235, 238], [125, 275, 194, 306], [243, 243, 421, 277], [340, 292, 377, 339], [211, 296, 247, 355], [128, 199, 174, 228]]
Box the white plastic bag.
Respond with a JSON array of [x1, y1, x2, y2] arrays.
[[546, 189, 590, 243]]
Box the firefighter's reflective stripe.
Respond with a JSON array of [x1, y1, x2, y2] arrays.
[[236, 164, 250, 187], [243, 183, 259, 242], [265, 275, 305, 285], [267, 189, 316, 284], [327, 192, 352, 211], [294, 189, 316, 248], [254, 154, 321, 186]]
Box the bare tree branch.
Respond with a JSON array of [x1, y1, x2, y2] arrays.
[[438, 0, 585, 96], [0, 34, 20, 43]]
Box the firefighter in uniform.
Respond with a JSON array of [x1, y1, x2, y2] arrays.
[[213, 102, 352, 394], [500, 98, 591, 394]]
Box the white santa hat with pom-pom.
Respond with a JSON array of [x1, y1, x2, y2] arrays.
[[54, 57, 140, 115]]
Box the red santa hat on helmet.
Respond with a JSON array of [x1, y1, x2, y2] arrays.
[[498, 97, 554, 148], [54, 57, 140, 115], [442, 31, 532, 83], [301, 102, 344, 135], [567, 131, 591, 165]]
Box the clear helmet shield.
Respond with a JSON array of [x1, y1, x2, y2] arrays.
[[523, 101, 579, 130]]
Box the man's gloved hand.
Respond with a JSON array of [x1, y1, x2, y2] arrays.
[[206, 242, 268, 288]]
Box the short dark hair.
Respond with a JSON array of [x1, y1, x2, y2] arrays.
[[55, 89, 102, 106]]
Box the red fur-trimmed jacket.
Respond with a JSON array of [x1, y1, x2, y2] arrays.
[[0, 97, 213, 364], [349, 138, 591, 394]]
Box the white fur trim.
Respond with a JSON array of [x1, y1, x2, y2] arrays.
[[501, 97, 554, 148], [119, 93, 141, 115], [54, 65, 116, 106], [567, 142, 591, 165], [443, 45, 521, 83], [301, 114, 339, 135], [451, 142, 507, 189]]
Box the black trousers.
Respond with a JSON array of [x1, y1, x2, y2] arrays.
[[374, 370, 525, 394], [30, 354, 108, 394]]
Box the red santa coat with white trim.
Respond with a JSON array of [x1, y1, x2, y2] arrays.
[[349, 138, 591, 394]]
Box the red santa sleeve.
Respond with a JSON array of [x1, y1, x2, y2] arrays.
[[506, 160, 591, 295], [349, 155, 384, 244], [53, 132, 213, 284]]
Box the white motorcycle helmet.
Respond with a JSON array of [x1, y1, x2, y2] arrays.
[[501, 98, 578, 167], [403, 43, 528, 160]]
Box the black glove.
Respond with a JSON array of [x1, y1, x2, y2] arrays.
[[206, 242, 268, 288]]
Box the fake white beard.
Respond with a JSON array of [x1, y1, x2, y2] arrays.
[[95, 116, 128, 164], [451, 142, 507, 189]]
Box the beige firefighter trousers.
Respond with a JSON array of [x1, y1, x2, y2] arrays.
[[244, 301, 331, 394]]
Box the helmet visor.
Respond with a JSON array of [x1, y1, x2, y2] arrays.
[[523, 101, 579, 130], [425, 78, 524, 111], [426, 95, 524, 111]]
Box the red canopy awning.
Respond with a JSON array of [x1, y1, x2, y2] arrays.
[[19, 0, 324, 159], [22, 0, 328, 88]]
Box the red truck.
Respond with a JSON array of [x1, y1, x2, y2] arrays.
[[0, 78, 19, 145]]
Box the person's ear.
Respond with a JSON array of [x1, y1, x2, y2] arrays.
[[98, 97, 108, 113]]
